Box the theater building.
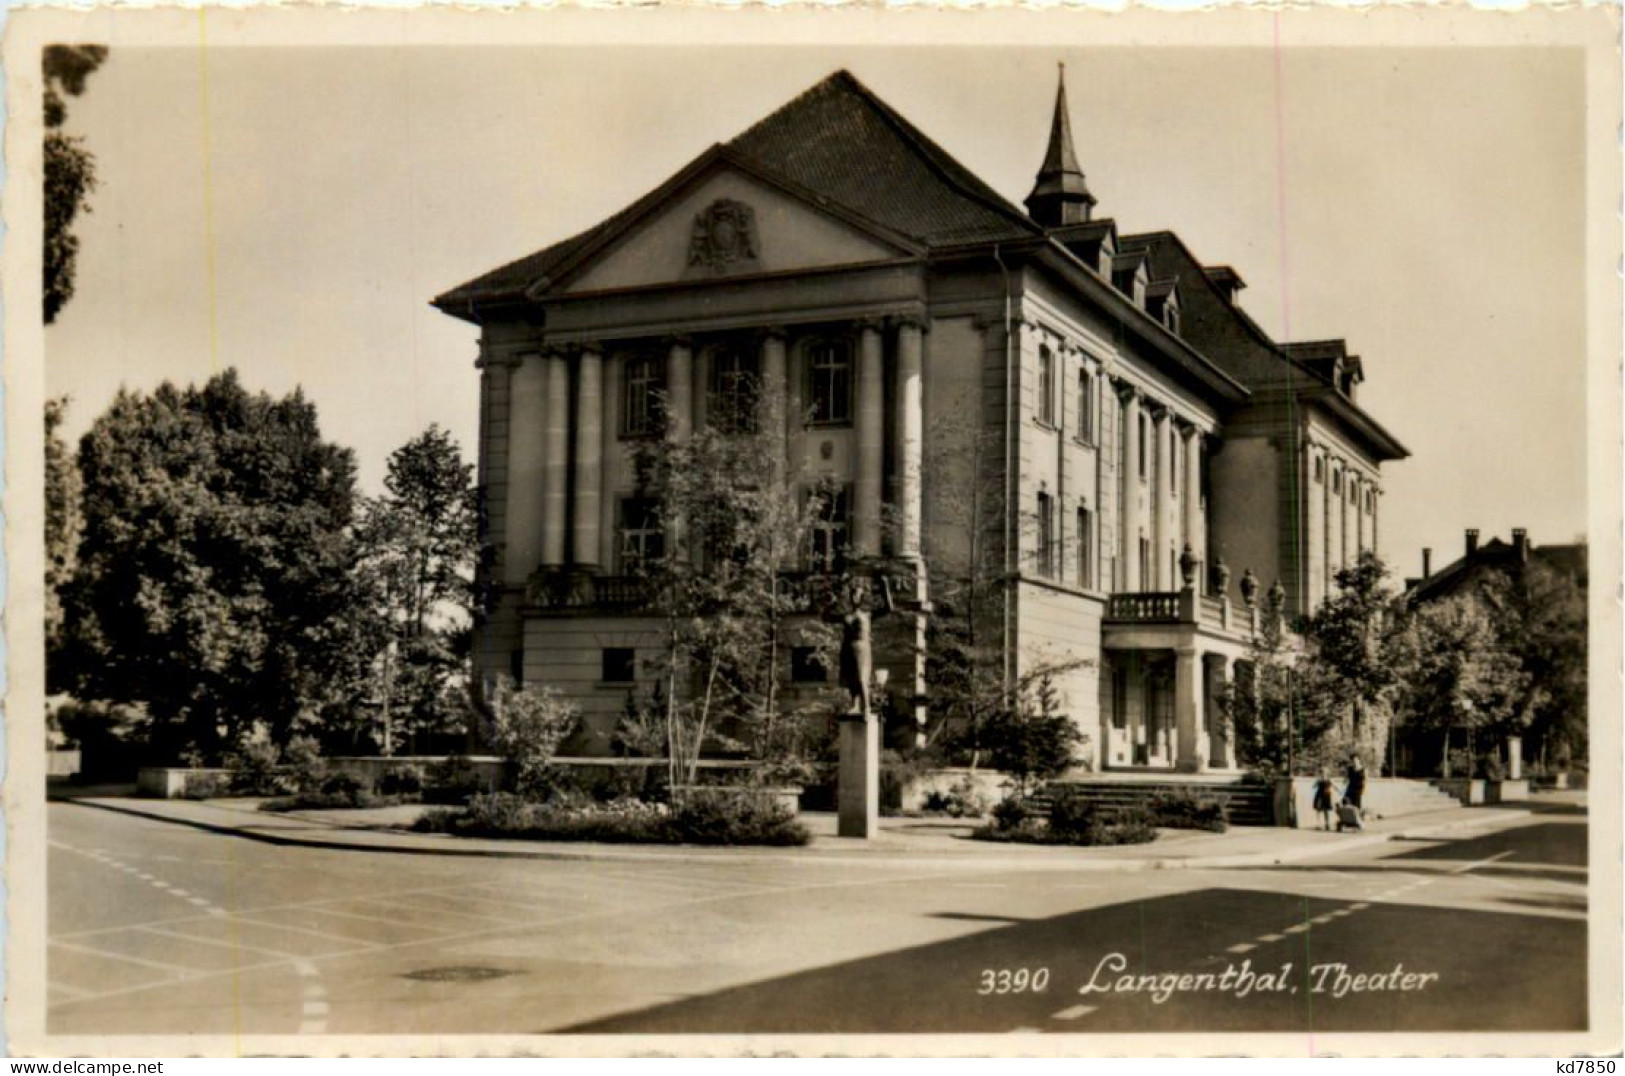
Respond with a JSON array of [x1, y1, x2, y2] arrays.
[[433, 69, 1408, 772]]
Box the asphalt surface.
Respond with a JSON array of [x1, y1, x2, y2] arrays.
[[46, 794, 1589, 1036]]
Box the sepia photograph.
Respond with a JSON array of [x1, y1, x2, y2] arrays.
[[3, 5, 1620, 1058]]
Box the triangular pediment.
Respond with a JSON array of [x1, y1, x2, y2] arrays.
[[554, 159, 916, 296]]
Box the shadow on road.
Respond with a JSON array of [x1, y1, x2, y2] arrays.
[[562, 887, 1586, 1034]]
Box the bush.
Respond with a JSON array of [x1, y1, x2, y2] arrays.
[[1146, 790, 1229, 833], [920, 776, 989, 819], [180, 772, 228, 800], [990, 795, 1030, 831], [986, 674, 1083, 797], [424, 754, 484, 805], [282, 736, 327, 793], [1046, 787, 1104, 841], [486, 678, 580, 799], [378, 765, 424, 797], [320, 771, 369, 798], [227, 740, 288, 795], [411, 789, 810, 846], [879, 749, 939, 812]]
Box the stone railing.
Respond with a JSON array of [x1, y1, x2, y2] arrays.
[[1105, 592, 1183, 622]]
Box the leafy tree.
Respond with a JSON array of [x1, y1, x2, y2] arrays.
[[352, 425, 479, 754], [986, 672, 1083, 798], [482, 676, 580, 800], [1488, 558, 1587, 770], [61, 369, 366, 761], [43, 45, 108, 324], [1390, 592, 1527, 777], [1217, 586, 1339, 774], [45, 396, 82, 691], [1299, 552, 1404, 749], [630, 404, 838, 791]]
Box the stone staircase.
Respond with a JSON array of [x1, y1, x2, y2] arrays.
[[1383, 778, 1474, 813], [1030, 775, 1276, 827]]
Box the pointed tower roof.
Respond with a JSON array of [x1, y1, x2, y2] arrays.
[[1025, 64, 1097, 228]]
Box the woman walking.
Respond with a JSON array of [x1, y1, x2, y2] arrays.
[[1312, 770, 1336, 830], [1345, 755, 1367, 812]]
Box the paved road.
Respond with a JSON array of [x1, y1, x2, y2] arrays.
[[46, 795, 1588, 1036]]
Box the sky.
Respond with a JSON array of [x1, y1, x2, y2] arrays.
[[44, 42, 1589, 581]]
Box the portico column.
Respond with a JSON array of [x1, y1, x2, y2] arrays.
[[540, 351, 570, 569], [854, 319, 885, 558], [1181, 423, 1201, 584], [665, 337, 693, 442], [598, 353, 619, 570], [1150, 403, 1170, 589], [895, 317, 925, 558], [1175, 646, 1206, 773], [572, 344, 603, 569], [760, 328, 789, 466], [504, 352, 546, 585], [1216, 655, 1238, 769], [1117, 382, 1142, 589]]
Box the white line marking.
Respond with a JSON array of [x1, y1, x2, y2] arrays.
[[186, 897, 212, 907], [1051, 1005, 1096, 1020], [1258, 933, 1286, 942], [1310, 915, 1335, 925], [167, 889, 193, 899], [1453, 851, 1516, 874], [49, 940, 195, 977], [1227, 943, 1256, 954], [1283, 924, 1310, 934], [1349, 902, 1371, 910], [302, 1000, 329, 1016]]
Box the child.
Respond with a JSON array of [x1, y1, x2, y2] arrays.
[[1335, 797, 1364, 832], [1312, 771, 1336, 830]]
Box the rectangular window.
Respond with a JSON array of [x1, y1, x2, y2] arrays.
[[1170, 429, 1180, 497], [601, 648, 636, 684], [1077, 368, 1095, 444], [806, 483, 851, 573], [618, 497, 664, 574], [807, 340, 853, 426], [790, 646, 826, 684], [1077, 506, 1094, 589], [1036, 492, 1055, 577], [1138, 414, 1148, 480], [1138, 536, 1151, 589], [709, 346, 759, 434], [622, 355, 663, 438], [1037, 346, 1056, 427]]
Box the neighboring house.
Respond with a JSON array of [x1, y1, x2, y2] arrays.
[[433, 69, 1408, 771], [1405, 528, 1588, 603]]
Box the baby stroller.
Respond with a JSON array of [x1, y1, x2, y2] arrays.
[[1335, 798, 1365, 832]]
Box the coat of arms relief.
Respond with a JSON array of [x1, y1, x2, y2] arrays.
[[687, 198, 760, 273]]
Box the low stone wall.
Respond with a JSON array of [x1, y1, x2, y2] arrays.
[[138, 756, 763, 799], [47, 750, 81, 777], [898, 768, 1010, 813], [1429, 777, 1531, 805]]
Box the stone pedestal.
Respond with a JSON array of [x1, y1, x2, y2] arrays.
[[838, 715, 880, 839]]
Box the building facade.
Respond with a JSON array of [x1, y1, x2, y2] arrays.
[[434, 69, 1409, 772]]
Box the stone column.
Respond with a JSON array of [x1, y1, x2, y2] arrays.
[[1181, 422, 1201, 586], [480, 352, 517, 585], [838, 713, 880, 838], [1207, 654, 1236, 769], [572, 345, 603, 570], [540, 352, 570, 569], [895, 317, 925, 559], [505, 353, 547, 585], [1174, 646, 1206, 773], [665, 337, 693, 443], [1150, 404, 1170, 589], [598, 353, 620, 570], [1117, 383, 1142, 590], [760, 328, 789, 465], [854, 320, 885, 558]]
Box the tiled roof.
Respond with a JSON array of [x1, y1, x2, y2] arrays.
[[435, 70, 1038, 310], [727, 70, 1037, 246]]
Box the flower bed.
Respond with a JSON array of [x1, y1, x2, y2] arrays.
[[971, 791, 1158, 847], [412, 791, 811, 847]]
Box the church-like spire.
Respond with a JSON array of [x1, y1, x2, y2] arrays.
[[1025, 63, 1097, 228]]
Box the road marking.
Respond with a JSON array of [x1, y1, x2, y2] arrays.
[[302, 1000, 329, 1016], [1453, 851, 1515, 875], [1051, 1005, 1096, 1020], [1349, 902, 1370, 910], [186, 897, 212, 907], [1310, 915, 1335, 925], [1227, 943, 1256, 954], [1283, 924, 1309, 934], [1258, 933, 1286, 942], [950, 884, 1009, 890], [50, 940, 196, 977], [168, 889, 193, 899]]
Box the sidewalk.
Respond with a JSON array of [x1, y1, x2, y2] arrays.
[[61, 792, 1536, 872]]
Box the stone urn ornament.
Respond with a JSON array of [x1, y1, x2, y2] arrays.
[[1178, 543, 1198, 590], [1239, 567, 1260, 607]]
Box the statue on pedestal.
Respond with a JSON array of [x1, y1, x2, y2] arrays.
[[835, 571, 894, 720]]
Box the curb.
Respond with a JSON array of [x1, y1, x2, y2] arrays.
[[61, 796, 1528, 874]]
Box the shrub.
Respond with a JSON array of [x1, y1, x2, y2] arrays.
[[180, 772, 227, 800], [227, 740, 288, 795], [1045, 787, 1103, 841], [424, 754, 484, 805], [1146, 790, 1229, 833], [282, 736, 327, 794], [410, 789, 810, 846], [378, 765, 424, 797], [986, 674, 1083, 797], [670, 790, 810, 846], [879, 748, 938, 812], [320, 771, 368, 798], [990, 795, 1030, 831], [486, 678, 580, 799]]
